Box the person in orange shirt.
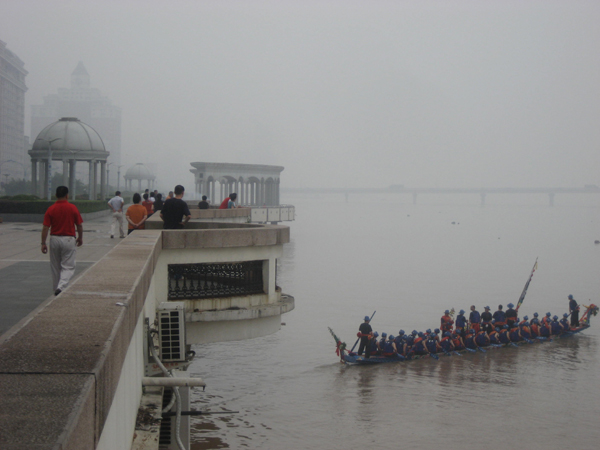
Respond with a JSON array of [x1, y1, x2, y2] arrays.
[[126, 193, 148, 234]]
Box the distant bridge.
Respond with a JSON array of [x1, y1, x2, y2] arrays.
[[282, 185, 600, 206]]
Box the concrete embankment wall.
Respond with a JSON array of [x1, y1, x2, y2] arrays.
[[0, 230, 161, 449]]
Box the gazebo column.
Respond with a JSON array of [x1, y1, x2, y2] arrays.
[[69, 160, 77, 198], [93, 161, 99, 200], [250, 182, 255, 206], [62, 160, 69, 187], [276, 179, 280, 205], [31, 159, 38, 196], [88, 161, 94, 200], [138, 179, 142, 192], [40, 161, 47, 198], [100, 160, 106, 200]]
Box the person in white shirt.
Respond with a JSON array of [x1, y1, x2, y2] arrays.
[[107, 191, 125, 238]]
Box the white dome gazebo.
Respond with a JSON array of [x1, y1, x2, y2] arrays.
[[123, 163, 156, 192], [29, 117, 109, 200]]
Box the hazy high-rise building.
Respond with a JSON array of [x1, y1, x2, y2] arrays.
[[0, 39, 28, 182], [31, 62, 122, 185]]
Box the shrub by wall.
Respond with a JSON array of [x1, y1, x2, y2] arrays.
[[0, 200, 109, 215]]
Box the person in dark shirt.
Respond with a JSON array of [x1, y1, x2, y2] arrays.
[[358, 316, 372, 357], [469, 305, 481, 333], [455, 309, 467, 337], [160, 185, 191, 229], [493, 304, 506, 327], [198, 195, 210, 209], [481, 306, 493, 332], [568, 295, 580, 327], [153, 193, 164, 212], [505, 303, 518, 327]]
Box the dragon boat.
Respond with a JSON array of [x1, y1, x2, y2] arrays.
[[329, 303, 598, 365]]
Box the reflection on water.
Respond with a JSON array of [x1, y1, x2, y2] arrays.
[[189, 197, 600, 449]]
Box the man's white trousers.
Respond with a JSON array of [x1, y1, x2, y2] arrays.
[[49, 235, 77, 291]]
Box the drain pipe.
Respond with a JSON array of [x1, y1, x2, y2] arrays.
[[147, 331, 187, 450]]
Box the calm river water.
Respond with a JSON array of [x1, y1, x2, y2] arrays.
[[189, 193, 600, 449]]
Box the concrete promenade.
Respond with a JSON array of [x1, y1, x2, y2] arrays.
[[0, 213, 123, 338]]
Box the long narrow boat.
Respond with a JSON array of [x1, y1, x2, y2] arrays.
[[329, 303, 598, 365]]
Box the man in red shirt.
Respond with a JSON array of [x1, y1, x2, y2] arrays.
[[41, 186, 83, 295]]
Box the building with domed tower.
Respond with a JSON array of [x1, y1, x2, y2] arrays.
[[30, 62, 121, 185]]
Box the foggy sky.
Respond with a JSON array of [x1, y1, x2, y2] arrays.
[[2, 0, 599, 191]]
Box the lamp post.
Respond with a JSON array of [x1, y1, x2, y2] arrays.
[[36, 138, 61, 200], [106, 162, 113, 195], [117, 165, 124, 192]]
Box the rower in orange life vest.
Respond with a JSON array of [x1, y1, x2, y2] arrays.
[[475, 328, 490, 347], [539, 318, 551, 338], [451, 331, 465, 350], [493, 304, 507, 328], [519, 315, 529, 326], [413, 332, 429, 355], [529, 313, 541, 337], [481, 306, 493, 332], [441, 310, 454, 333], [440, 332, 455, 353], [469, 305, 481, 333], [505, 303, 518, 327], [541, 312, 552, 326], [509, 322, 522, 342], [488, 327, 501, 345], [519, 320, 532, 340], [498, 325, 512, 344], [455, 310, 467, 337], [464, 329, 478, 350]]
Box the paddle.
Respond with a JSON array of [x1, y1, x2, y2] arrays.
[[441, 348, 452, 357], [350, 311, 376, 353], [465, 347, 476, 353], [429, 353, 439, 360], [477, 346, 486, 353], [396, 353, 406, 361], [453, 350, 462, 356]]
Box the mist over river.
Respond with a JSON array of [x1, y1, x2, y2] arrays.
[[189, 194, 600, 449]]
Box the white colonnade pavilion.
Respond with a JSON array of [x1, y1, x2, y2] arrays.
[[189, 162, 284, 206]]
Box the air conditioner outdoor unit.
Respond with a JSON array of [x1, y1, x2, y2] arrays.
[[157, 302, 186, 362]]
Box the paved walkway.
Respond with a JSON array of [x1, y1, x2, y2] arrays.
[[0, 214, 125, 337]]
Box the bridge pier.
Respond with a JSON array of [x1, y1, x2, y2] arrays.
[[549, 193, 555, 206]]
